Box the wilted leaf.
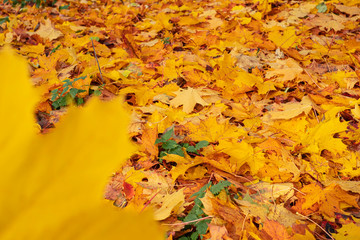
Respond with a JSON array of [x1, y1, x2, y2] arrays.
[[29, 18, 63, 41], [153, 188, 185, 220], [266, 96, 313, 120]]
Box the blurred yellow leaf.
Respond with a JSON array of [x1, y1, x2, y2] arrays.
[[0, 47, 163, 240]]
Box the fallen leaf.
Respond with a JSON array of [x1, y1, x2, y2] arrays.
[[153, 188, 185, 220], [140, 126, 159, 159], [261, 220, 292, 240], [266, 95, 313, 120], [170, 87, 209, 114], [333, 219, 360, 240], [266, 58, 303, 82], [300, 183, 359, 217], [29, 18, 63, 41]]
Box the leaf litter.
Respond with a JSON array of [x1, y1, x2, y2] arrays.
[[1, 0, 360, 239]]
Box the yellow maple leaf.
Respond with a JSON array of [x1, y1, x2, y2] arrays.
[[187, 116, 245, 143], [333, 219, 360, 240], [301, 110, 348, 154], [216, 139, 265, 174], [164, 154, 203, 182], [0, 47, 163, 239], [268, 26, 300, 49], [28, 18, 63, 41], [170, 87, 209, 114]]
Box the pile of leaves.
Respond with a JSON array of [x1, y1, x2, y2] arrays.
[[1, 0, 360, 239]]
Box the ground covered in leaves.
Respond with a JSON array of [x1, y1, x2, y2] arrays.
[[2, 0, 360, 239]]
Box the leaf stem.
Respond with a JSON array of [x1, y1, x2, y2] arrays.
[[162, 216, 213, 226], [296, 212, 334, 240], [140, 189, 161, 213], [91, 39, 104, 83]]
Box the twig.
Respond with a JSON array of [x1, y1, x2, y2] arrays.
[[296, 212, 334, 240], [313, 109, 320, 123], [140, 189, 161, 213], [291, 186, 306, 195], [162, 216, 213, 226], [304, 69, 321, 89], [241, 213, 248, 234], [91, 39, 104, 83]]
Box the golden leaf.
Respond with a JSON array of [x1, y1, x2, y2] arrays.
[[152, 188, 185, 220], [170, 87, 209, 114], [29, 18, 63, 41]]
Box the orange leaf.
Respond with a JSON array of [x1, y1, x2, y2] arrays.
[[140, 126, 159, 159], [261, 220, 292, 240]]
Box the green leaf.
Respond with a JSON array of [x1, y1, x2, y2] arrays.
[[155, 138, 164, 144], [159, 152, 167, 158], [69, 88, 79, 98], [195, 141, 209, 150], [161, 128, 174, 141], [183, 212, 198, 222], [316, 2, 327, 13], [52, 101, 59, 109], [169, 147, 184, 157], [50, 44, 61, 55], [76, 98, 84, 106], [60, 86, 69, 97], [59, 4, 69, 10], [94, 89, 102, 96], [178, 236, 190, 240], [162, 140, 178, 150], [74, 76, 86, 81], [185, 146, 197, 153], [193, 205, 204, 216], [52, 95, 67, 109], [191, 182, 211, 198], [90, 36, 100, 41], [190, 231, 199, 240], [161, 37, 171, 45], [50, 89, 59, 101], [195, 219, 211, 236], [210, 180, 232, 195], [59, 95, 69, 107], [0, 16, 9, 25], [62, 79, 72, 87]]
